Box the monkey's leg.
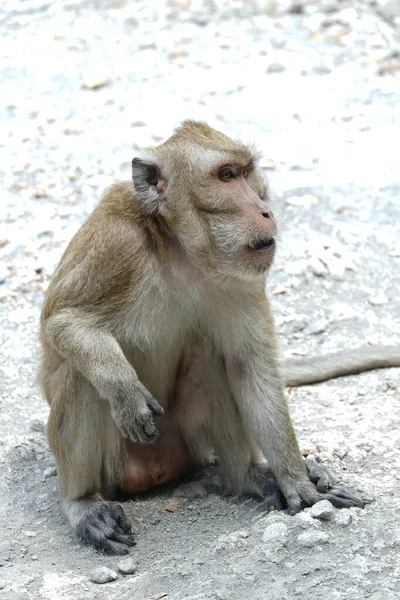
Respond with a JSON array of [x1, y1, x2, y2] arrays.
[[46, 363, 135, 555], [223, 303, 365, 513], [173, 347, 283, 508]]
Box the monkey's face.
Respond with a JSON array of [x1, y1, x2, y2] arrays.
[[193, 161, 277, 280], [131, 122, 277, 281]]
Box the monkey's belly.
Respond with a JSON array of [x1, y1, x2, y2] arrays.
[[121, 415, 195, 494]]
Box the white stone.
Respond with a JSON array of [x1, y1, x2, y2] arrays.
[[118, 557, 137, 575], [90, 567, 118, 584], [310, 500, 335, 521]]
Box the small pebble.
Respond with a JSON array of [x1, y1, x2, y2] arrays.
[[303, 318, 329, 336], [30, 419, 45, 433], [266, 63, 286, 74], [369, 292, 388, 306], [90, 567, 118, 584], [44, 466, 57, 478], [262, 522, 288, 546], [82, 68, 109, 90], [118, 557, 137, 575], [310, 500, 335, 521], [297, 531, 329, 548]]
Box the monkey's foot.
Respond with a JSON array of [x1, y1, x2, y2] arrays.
[[305, 458, 365, 508], [277, 465, 365, 516], [75, 501, 135, 555]]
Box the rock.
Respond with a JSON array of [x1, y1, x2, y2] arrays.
[[118, 557, 137, 575], [82, 66, 110, 90], [29, 419, 45, 433], [377, 0, 400, 24], [266, 63, 286, 74], [335, 511, 352, 527], [250, 0, 276, 15], [262, 522, 288, 546], [369, 292, 388, 306], [327, 259, 346, 280], [90, 567, 118, 584], [297, 531, 329, 548], [43, 466, 57, 478], [310, 500, 335, 521], [288, 2, 304, 14], [0, 580, 6, 590], [164, 503, 181, 512], [303, 318, 329, 336], [308, 257, 327, 277]]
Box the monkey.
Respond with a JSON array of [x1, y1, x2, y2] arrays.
[[39, 121, 397, 555]]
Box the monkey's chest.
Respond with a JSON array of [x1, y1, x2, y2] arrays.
[[118, 288, 202, 402]]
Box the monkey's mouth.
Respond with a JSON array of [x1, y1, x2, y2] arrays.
[[247, 237, 275, 252]]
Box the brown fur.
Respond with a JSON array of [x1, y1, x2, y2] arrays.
[[40, 121, 365, 555]]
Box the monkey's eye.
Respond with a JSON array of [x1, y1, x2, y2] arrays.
[[242, 167, 249, 178], [219, 166, 237, 181]]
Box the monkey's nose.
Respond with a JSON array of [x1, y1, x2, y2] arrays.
[[261, 210, 274, 219]]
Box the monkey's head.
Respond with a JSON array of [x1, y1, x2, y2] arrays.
[[131, 121, 277, 281]]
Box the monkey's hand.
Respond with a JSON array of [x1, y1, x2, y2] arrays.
[[276, 462, 365, 515], [110, 381, 164, 443]]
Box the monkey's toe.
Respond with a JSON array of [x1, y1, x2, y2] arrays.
[[319, 487, 366, 509], [305, 458, 335, 492], [261, 479, 285, 511], [77, 502, 135, 555]]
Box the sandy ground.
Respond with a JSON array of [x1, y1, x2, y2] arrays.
[[1, 1, 400, 598]]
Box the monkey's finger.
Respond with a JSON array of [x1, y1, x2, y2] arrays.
[[101, 539, 132, 555], [100, 506, 135, 542], [102, 525, 136, 547], [84, 523, 131, 555], [145, 395, 164, 416], [321, 488, 366, 509], [141, 419, 159, 441], [112, 504, 132, 533]]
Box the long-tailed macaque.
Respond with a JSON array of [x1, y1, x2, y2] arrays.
[[40, 121, 399, 554]]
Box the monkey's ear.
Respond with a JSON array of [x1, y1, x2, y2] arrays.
[[131, 158, 166, 214]]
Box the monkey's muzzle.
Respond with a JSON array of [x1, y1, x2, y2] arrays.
[[247, 237, 275, 252]]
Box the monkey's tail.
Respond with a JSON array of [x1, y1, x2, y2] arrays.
[[283, 346, 400, 387]]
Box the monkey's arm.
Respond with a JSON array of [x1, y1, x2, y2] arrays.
[[283, 346, 400, 387], [42, 310, 163, 442]]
